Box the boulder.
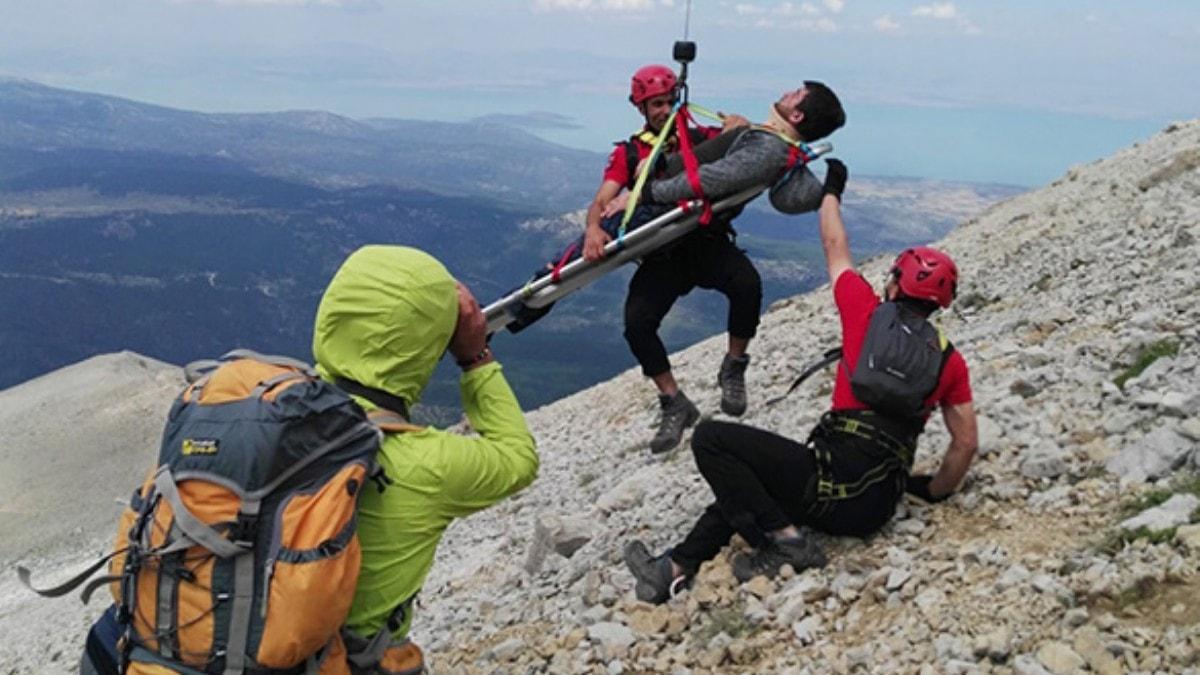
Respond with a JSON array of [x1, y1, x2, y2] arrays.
[[1020, 441, 1068, 479], [1105, 427, 1193, 483], [1175, 523, 1200, 552], [1035, 641, 1086, 675], [1120, 493, 1200, 531]]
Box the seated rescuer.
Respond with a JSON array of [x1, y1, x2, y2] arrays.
[[314, 246, 539, 668], [623, 160, 978, 603], [609, 81, 847, 455]]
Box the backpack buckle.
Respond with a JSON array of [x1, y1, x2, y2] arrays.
[[232, 513, 259, 544]]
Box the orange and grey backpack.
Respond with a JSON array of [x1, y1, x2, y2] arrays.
[[21, 350, 393, 674]]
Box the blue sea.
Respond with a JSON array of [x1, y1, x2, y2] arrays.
[[528, 99, 1170, 189], [77, 69, 1172, 190]]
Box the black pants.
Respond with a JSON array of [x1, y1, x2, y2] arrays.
[[671, 419, 904, 571], [624, 232, 762, 377]]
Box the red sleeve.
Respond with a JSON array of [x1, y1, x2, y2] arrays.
[[602, 144, 629, 187], [834, 269, 880, 347], [830, 269, 880, 409], [933, 351, 973, 407]]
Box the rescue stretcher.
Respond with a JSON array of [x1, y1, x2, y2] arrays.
[[483, 141, 831, 335]]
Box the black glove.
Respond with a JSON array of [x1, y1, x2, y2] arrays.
[[905, 474, 950, 503], [822, 158, 847, 201]]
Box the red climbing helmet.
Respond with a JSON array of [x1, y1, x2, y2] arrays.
[[890, 246, 959, 308], [629, 65, 678, 106]]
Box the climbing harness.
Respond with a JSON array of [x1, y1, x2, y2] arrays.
[[804, 411, 917, 518]]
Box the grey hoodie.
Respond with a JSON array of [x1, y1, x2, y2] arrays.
[[649, 127, 824, 216]]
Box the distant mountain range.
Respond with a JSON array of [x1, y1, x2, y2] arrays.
[[0, 79, 1023, 418], [0, 77, 598, 210]]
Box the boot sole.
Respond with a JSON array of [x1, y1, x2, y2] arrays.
[[720, 398, 747, 416]]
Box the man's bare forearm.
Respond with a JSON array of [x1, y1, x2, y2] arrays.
[[818, 194, 853, 283], [930, 441, 975, 496]]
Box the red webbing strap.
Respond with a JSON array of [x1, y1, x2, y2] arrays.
[[785, 145, 801, 174], [550, 242, 579, 283], [770, 144, 804, 188], [674, 106, 712, 226]]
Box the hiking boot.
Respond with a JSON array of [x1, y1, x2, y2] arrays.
[[649, 391, 701, 454], [717, 353, 750, 416], [732, 532, 827, 583], [623, 540, 692, 604]]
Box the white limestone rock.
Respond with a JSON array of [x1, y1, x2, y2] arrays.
[[1120, 494, 1200, 532], [1106, 427, 1194, 483]]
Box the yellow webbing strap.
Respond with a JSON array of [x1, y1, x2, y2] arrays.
[[634, 129, 657, 145], [806, 414, 916, 511], [617, 106, 679, 241], [684, 102, 724, 124]]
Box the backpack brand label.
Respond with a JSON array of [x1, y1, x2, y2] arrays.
[[181, 438, 219, 456]]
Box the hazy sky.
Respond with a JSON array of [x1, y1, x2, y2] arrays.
[[3, 1, 1198, 185]]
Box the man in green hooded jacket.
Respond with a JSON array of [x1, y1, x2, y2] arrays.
[[312, 245, 539, 671]]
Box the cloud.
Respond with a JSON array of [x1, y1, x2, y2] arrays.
[[873, 14, 900, 33], [912, 2, 957, 20], [167, 0, 378, 6], [532, 0, 667, 9], [722, 1, 844, 31], [744, 16, 836, 31], [735, 2, 823, 18], [911, 2, 980, 35]]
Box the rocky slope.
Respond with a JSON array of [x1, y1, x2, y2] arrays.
[[1, 121, 1198, 674], [412, 121, 1200, 674]]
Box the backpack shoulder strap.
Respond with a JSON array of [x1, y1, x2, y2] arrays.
[[367, 408, 424, 434], [936, 335, 956, 379], [623, 137, 641, 191]]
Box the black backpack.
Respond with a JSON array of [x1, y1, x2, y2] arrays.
[[848, 301, 953, 419]]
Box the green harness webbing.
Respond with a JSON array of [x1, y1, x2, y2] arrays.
[[805, 412, 916, 518], [617, 106, 681, 242]]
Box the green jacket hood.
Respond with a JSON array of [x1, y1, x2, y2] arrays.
[[312, 245, 458, 407]]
